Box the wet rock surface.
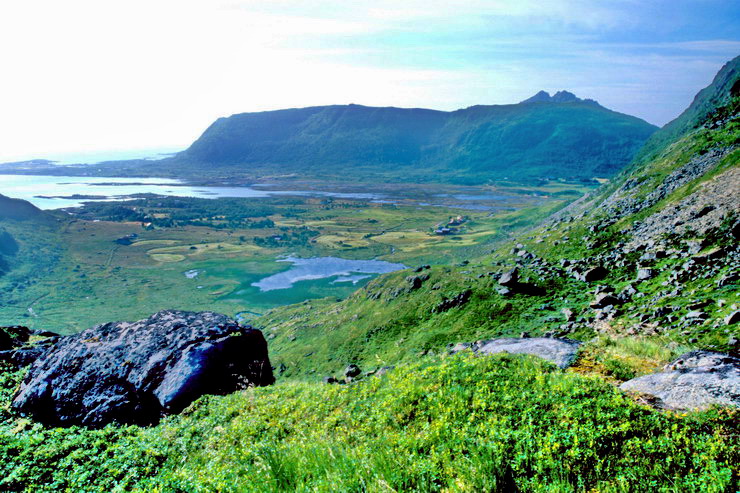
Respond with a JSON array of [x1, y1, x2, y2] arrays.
[[12, 310, 274, 427], [450, 337, 581, 369], [620, 351, 740, 410]]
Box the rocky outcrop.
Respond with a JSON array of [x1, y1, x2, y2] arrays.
[[0, 325, 58, 367], [450, 337, 581, 369], [620, 351, 739, 410], [497, 266, 546, 295], [600, 147, 734, 226], [433, 289, 473, 313], [12, 310, 274, 427], [626, 164, 740, 248]]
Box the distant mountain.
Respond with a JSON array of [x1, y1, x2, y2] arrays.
[[177, 94, 657, 183]]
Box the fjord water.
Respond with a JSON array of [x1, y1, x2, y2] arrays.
[[0, 174, 381, 209]]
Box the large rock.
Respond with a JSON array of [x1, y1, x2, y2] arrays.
[[498, 267, 519, 287], [497, 267, 545, 296], [590, 293, 621, 309], [12, 310, 274, 427], [0, 325, 56, 367], [620, 351, 740, 410], [581, 266, 608, 282], [451, 337, 581, 369]]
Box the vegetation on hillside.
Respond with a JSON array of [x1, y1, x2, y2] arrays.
[[176, 99, 656, 184], [0, 58, 738, 493], [1, 355, 737, 492]]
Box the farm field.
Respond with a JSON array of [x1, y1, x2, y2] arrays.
[[0, 183, 589, 333]]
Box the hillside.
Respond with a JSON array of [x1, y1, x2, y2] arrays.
[[0, 59, 738, 491], [0, 194, 50, 222], [0, 196, 61, 308], [258, 59, 739, 381], [177, 95, 657, 183], [635, 55, 740, 163]]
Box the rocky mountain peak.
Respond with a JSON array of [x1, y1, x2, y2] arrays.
[[520, 90, 599, 106]]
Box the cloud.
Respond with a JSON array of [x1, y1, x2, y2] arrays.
[[0, 0, 737, 160]]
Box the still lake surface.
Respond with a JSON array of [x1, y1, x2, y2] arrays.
[[252, 256, 406, 292]]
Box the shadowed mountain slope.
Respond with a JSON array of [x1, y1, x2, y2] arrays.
[[178, 95, 657, 183]]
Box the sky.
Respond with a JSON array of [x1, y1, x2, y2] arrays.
[[0, 0, 738, 162]]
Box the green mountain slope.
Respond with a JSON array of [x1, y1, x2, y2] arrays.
[[1, 61, 739, 492], [178, 95, 657, 183], [0, 196, 62, 307], [257, 60, 739, 381], [0, 194, 50, 222]]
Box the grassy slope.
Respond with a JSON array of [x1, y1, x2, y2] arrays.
[[0, 62, 738, 492], [0, 206, 64, 316], [1, 355, 737, 492], [257, 76, 740, 383], [176, 101, 656, 183]]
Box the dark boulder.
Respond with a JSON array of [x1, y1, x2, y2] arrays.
[[590, 293, 622, 309], [581, 266, 608, 282], [344, 364, 362, 378], [12, 310, 274, 427], [433, 289, 473, 312], [0, 325, 53, 367], [497, 267, 544, 296], [0, 325, 31, 350], [406, 273, 429, 290]]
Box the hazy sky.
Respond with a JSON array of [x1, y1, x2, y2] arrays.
[[1, 0, 738, 161]]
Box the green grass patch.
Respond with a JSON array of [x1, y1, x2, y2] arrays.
[[1, 355, 737, 492]]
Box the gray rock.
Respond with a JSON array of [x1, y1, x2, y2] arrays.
[[686, 240, 705, 255], [685, 310, 707, 320], [637, 268, 655, 280], [725, 311, 740, 325], [496, 286, 512, 296], [620, 351, 740, 410], [375, 366, 394, 377], [590, 293, 621, 309], [621, 284, 638, 298], [498, 267, 519, 287], [448, 342, 473, 353], [451, 337, 581, 369], [12, 310, 274, 427]]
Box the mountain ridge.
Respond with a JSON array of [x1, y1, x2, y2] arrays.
[[177, 95, 657, 183]]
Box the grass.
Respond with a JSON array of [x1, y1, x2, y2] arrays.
[[1, 355, 737, 492], [572, 336, 690, 382], [0, 182, 585, 333]]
